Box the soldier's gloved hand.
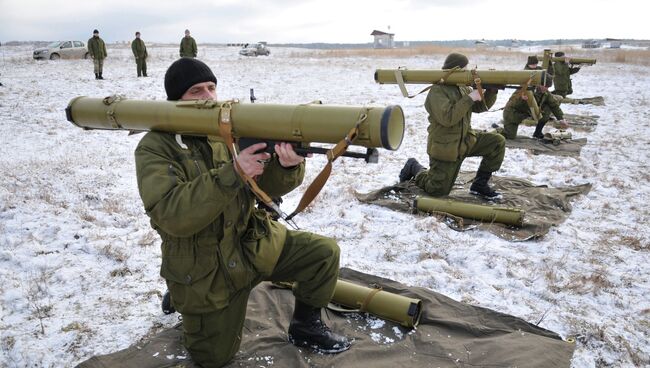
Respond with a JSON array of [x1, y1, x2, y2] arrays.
[[275, 142, 307, 168], [468, 89, 482, 102], [236, 142, 270, 177]]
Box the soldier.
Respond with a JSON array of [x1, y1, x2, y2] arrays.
[[524, 55, 541, 70], [179, 29, 197, 58], [134, 58, 350, 367], [501, 78, 567, 139], [131, 31, 148, 77], [399, 53, 505, 199], [552, 51, 581, 97], [87, 29, 107, 80]]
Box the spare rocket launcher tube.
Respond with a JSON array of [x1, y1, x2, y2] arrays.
[[65, 97, 405, 151], [374, 69, 547, 87], [414, 196, 525, 227], [331, 279, 423, 328]]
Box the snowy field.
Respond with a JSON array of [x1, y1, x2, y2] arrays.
[[0, 44, 648, 367]]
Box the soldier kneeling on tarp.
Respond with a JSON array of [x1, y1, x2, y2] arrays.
[[399, 53, 505, 199]]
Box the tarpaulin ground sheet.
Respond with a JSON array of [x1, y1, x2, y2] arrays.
[[76, 268, 575, 368], [355, 172, 591, 241], [504, 136, 588, 157]]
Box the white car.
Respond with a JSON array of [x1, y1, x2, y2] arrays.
[[239, 43, 271, 57], [33, 41, 89, 60]]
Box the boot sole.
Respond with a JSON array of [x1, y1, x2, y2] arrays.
[[288, 335, 352, 354], [469, 190, 502, 201]]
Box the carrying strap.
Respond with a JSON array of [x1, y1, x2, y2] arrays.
[[285, 112, 368, 221], [471, 68, 488, 111], [394, 67, 462, 99], [218, 101, 298, 229]]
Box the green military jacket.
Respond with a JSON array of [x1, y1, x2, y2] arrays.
[[131, 38, 147, 58], [135, 132, 305, 314], [424, 84, 497, 162], [87, 36, 107, 60], [180, 36, 197, 57], [553, 61, 580, 94], [503, 89, 564, 123]]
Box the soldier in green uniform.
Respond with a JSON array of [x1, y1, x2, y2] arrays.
[[552, 51, 581, 98], [179, 29, 198, 58], [399, 53, 505, 199], [135, 58, 350, 368], [500, 79, 567, 139], [131, 31, 148, 77], [524, 55, 542, 70], [87, 29, 107, 80]]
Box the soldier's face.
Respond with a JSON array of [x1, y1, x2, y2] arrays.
[[181, 81, 217, 100]]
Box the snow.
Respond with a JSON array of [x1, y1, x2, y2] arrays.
[[0, 44, 649, 367]]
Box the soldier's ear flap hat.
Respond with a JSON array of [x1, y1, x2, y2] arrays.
[[93, 29, 99, 34], [527, 55, 538, 65], [165, 58, 217, 100], [442, 53, 469, 69], [554, 51, 565, 57]]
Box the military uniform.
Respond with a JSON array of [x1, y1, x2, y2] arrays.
[[87, 34, 107, 78], [131, 37, 148, 77], [501, 89, 564, 139], [413, 84, 505, 197], [180, 36, 198, 58], [135, 133, 340, 367], [553, 60, 580, 97]]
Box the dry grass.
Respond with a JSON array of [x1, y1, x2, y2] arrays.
[[100, 243, 129, 263]]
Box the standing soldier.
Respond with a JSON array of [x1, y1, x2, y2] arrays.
[[552, 51, 581, 98], [500, 79, 567, 139], [399, 53, 505, 199], [87, 29, 107, 80], [131, 31, 148, 77], [524, 55, 541, 70], [179, 29, 197, 58]]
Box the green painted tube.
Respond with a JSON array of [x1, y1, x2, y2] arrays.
[[65, 96, 405, 150], [414, 196, 524, 227], [539, 56, 597, 65], [331, 279, 422, 328], [374, 69, 546, 86]]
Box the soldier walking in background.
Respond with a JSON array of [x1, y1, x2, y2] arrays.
[[179, 29, 197, 58], [131, 32, 148, 77], [87, 29, 107, 80], [552, 51, 581, 97], [399, 53, 505, 199]]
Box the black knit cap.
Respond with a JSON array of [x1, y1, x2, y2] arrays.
[[554, 51, 565, 57], [527, 55, 538, 65], [442, 53, 469, 69], [93, 29, 99, 34], [164, 58, 217, 100]]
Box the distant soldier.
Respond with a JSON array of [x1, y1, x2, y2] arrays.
[[131, 31, 148, 77], [524, 55, 542, 70], [501, 79, 567, 139], [552, 51, 580, 97], [179, 29, 197, 58], [399, 53, 505, 199], [87, 29, 107, 80]]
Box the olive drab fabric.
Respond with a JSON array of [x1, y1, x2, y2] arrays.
[[131, 38, 147, 77], [413, 84, 504, 197], [134, 132, 341, 367], [502, 89, 564, 139], [87, 36, 107, 60], [180, 36, 198, 57], [552, 60, 580, 97]]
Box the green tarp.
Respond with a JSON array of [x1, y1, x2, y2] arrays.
[[504, 136, 588, 157], [76, 268, 575, 368], [355, 172, 591, 241]]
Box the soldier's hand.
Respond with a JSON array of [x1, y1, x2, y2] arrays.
[[557, 119, 569, 129], [275, 142, 306, 168], [468, 89, 482, 102], [236, 143, 271, 177]]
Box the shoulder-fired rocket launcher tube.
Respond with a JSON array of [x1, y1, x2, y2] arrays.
[[538, 56, 597, 66], [374, 69, 547, 88], [65, 96, 405, 151], [414, 196, 524, 227]]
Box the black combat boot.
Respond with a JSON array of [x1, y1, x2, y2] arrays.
[[98, 73, 104, 80], [288, 300, 351, 354], [470, 170, 500, 198], [94, 73, 99, 80], [399, 158, 425, 182], [532, 119, 547, 139]]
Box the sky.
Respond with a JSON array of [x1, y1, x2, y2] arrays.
[[0, 0, 646, 44]]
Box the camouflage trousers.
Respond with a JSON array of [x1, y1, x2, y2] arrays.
[[135, 57, 147, 77], [502, 107, 554, 139], [93, 58, 104, 74], [415, 131, 505, 196], [181, 230, 340, 368]]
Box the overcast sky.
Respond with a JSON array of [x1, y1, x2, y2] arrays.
[[0, 0, 645, 43]]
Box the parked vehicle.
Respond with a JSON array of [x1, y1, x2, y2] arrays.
[[33, 41, 89, 60], [239, 42, 270, 57]]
